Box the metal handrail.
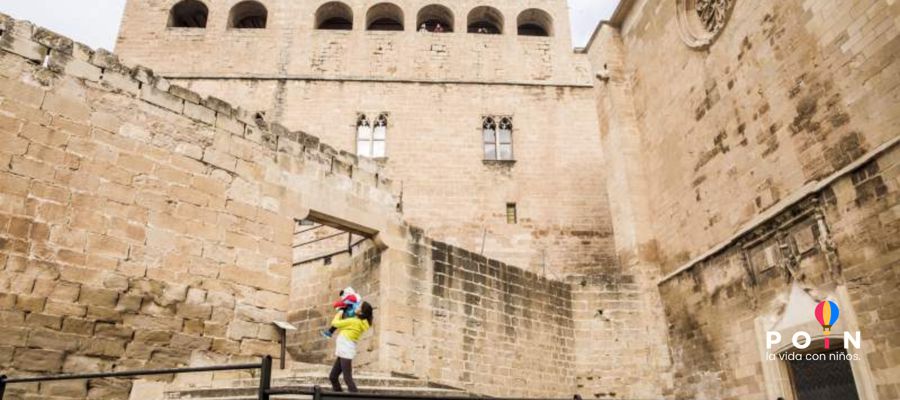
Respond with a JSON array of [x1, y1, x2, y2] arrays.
[[293, 231, 349, 248], [293, 237, 368, 266], [295, 223, 325, 235], [2, 359, 587, 400], [0, 356, 272, 400]]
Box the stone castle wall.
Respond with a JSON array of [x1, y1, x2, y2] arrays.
[[115, 0, 589, 85], [176, 79, 615, 277], [113, 0, 616, 277], [284, 227, 667, 398], [586, 0, 900, 398], [0, 12, 667, 399], [423, 239, 573, 396], [373, 234, 578, 397], [658, 145, 900, 398], [0, 13, 403, 398], [591, 0, 899, 276]]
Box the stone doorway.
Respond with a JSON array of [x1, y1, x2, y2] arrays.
[[784, 343, 861, 400], [286, 213, 382, 366]]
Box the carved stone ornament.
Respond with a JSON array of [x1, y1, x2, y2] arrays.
[[676, 0, 736, 49]]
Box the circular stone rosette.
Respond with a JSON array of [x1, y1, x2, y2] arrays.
[[676, 0, 736, 49]]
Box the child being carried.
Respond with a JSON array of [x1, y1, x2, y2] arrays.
[[322, 287, 362, 338]]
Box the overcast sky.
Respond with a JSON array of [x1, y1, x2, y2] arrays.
[[0, 0, 619, 50]]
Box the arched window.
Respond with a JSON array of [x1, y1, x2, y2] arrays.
[[168, 0, 209, 28], [229, 1, 268, 29], [316, 2, 353, 30], [357, 113, 387, 158], [483, 116, 513, 160], [416, 4, 453, 33], [467, 6, 503, 34], [517, 9, 553, 37], [366, 3, 404, 31]]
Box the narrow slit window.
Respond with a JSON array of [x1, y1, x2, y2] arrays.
[[506, 203, 517, 224]]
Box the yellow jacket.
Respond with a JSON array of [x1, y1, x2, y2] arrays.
[[332, 312, 370, 341]]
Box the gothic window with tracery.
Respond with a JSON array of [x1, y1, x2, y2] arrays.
[[483, 116, 513, 161], [357, 113, 387, 158], [676, 0, 735, 48], [696, 0, 731, 33]]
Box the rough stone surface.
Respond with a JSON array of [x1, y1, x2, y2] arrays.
[[0, 0, 898, 399], [114, 0, 614, 277], [584, 0, 900, 398]]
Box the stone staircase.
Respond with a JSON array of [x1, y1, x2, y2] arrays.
[[132, 364, 469, 400]]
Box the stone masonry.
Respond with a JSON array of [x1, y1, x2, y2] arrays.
[[0, 13, 404, 398], [585, 0, 900, 398], [115, 0, 616, 277], [0, 10, 662, 399], [0, 0, 898, 399]]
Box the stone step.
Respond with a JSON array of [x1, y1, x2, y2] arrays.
[[213, 375, 447, 389], [161, 367, 469, 400], [166, 385, 467, 399]]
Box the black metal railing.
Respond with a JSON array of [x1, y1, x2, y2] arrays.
[[0, 356, 272, 400], [271, 386, 585, 400], [2, 356, 587, 400], [293, 223, 368, 266]]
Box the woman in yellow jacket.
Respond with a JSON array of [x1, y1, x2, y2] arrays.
[[328, 301, 373, 392]]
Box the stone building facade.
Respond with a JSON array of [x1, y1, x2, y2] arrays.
[[585, 0, 900, 398], [115, 0, 616, 278], [0, 0, 897, 399]]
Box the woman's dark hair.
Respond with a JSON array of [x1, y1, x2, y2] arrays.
[[359, 301, 374, 326]]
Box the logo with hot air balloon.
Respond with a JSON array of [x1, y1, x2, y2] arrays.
[[765, 300, 863, 357], [814, 300, 840, 349]]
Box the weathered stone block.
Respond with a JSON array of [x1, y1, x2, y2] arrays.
[[115, 294, 143, 313], [62, 355, 111, 373], [0, 326, 27, 346], [80, 337, 126, 358], [184, 101, 216, 124], [26, 329, 81, 351], [61, 56, 102, 82], [42, 92, 91, 122], [227, 319, 258, 341], [15, 295, 45, 313], [201, 96, 234, 116], [167, 85, 201, 104], [202, 150, 237, 171], [100, 69, 141, 94], [141, 84, 184, 113], [216, 114, 245, 136], [0, 32, 47, 62], [61, 317, 94, 335], [239, 338, 279, 357], [94, 322, 135, 339], [86, 378, 131, 399], [44, 301, 87, 317], [78, 286, 119, 308], [40, 380, 87, 398], [13, 348, 64, 372], [170, 333, 212, 350], [178, 302, 212, 320]]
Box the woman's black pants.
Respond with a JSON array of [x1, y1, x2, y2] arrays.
[[329, 357, 357, 392]]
